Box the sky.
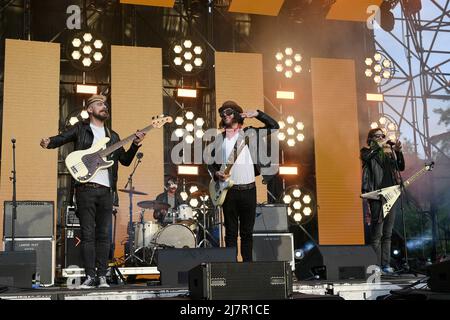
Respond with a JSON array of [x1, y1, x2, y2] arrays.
[[373, 1, 449, 157]]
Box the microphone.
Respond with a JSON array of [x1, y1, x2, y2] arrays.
[[136, 152, 143, 159], [386, 140, 396, 146], [11, 138, 16, 143]]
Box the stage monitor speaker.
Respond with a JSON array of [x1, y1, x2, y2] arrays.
[[156, 247, 236, 287], [189, 261, 293, 300], [252, 233, 295, 271], [3, 201, 54, 237], [4, 238, 55, 285], [65, 228, 82, 268], [427, 259, 450, 292], [0, 251, 36, 289], [253, 204, 289, 233], [295, 245, 377, 281]]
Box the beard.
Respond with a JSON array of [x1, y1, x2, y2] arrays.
[[92, 110, 109, 121]]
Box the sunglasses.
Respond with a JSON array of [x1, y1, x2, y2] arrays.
[[220, 109, 234, 118], [373, 134, 386, 139]]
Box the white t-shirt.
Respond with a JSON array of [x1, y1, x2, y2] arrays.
[[223, 132, 255, 185], [89, 123, 111, 187]]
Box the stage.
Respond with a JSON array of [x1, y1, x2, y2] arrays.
[[0, 274, 442, 301]]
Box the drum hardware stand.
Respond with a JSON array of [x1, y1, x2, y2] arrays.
[[123, 157, 143, 264], [9, 138, 18, 251], [197, 200, 217, 247], [109, 207, 126, 284]]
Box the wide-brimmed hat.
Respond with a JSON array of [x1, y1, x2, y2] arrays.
[[218, 100, 243, 114]]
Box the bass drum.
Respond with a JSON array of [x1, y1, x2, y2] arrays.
[[152, 223, 196, 249]]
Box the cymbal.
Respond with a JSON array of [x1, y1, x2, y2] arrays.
[[190, 190, 209, 198], [137, 200, 171, 210], [118, 188, 148, 195]]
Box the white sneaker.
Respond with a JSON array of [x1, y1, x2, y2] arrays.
[[98, 276, 110, 288], [78, 275, 96, 289]]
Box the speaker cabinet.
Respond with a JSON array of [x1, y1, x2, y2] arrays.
[[295, 245, 377, 281], [427, 259, 450, 292], [156, 247, 236, 286], [189, 261, 293, 300], [3, 201, 54, 237], [253, 204, 288, 233], [252, 233, 295, 271], [65, 228, 82, 268], [0, 251, 36, 289], [4, 238, 55, 285]]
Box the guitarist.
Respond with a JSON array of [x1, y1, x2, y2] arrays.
[[361, 128, 405, 274], [207, 101, 279, 262], [40, 94, 146, 288]]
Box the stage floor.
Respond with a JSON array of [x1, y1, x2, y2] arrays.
[[0, 274, 442, 301]]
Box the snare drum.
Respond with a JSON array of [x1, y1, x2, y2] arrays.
[[134, 221, 161, 248], [151, 224, 196, 248]]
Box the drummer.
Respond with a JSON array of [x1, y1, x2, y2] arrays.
[[153, 176, 184, 226]]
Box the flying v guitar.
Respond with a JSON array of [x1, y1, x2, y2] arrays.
[[360, 162, 434, 218]]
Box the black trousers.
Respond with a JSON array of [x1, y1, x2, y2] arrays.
[[222, 186, 257, 262], [76, 186, 112, 277], [368, 199, 398, 268]]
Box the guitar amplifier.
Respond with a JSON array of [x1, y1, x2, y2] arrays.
[[3, 201, 54, 237], [252, 233, 295, 271], [189, 261, 293, 300], [253, 204, 289, 233]]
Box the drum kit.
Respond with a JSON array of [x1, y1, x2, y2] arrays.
[[118, 188, 216, 266]]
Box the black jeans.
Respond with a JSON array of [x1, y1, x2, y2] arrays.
[[76, 186, 112, 277], [368, 199, 397, 268], [222, 186, 257, 262]]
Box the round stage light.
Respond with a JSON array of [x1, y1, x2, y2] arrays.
[[369, 114, 400, 142], [181, 182, 213, 217], [275, 47, 303, 79], [280, 185, 316, 225], [173, 110, 205, 146], [169, 39, 206, 75], [278, 116, 306, 147], [364, 51, 395, 86], [67, 30, 108, 71]]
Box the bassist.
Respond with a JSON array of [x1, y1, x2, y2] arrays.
[[40, 94, 146, 288], [207, 101, 279, 261], [361, 128, 405, 274]]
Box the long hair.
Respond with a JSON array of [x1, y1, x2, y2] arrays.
[[366, 128, 383, 146]]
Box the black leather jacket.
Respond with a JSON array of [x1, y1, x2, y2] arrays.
[[207, 110, 279, 183], [47, 121, 140, 202], [360, 143, 405, 194]]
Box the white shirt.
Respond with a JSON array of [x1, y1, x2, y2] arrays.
[[223, 132, 255, 185], [89, 123, 111, 187]]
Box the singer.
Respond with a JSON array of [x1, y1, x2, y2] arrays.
[[361, 128, 405, 274], [40, 94, 146, 288]]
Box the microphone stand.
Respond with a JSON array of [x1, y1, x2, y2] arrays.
[[9, 139, 17, 251], [390, 144, 410, 273], [123, 156, 143, 264]]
